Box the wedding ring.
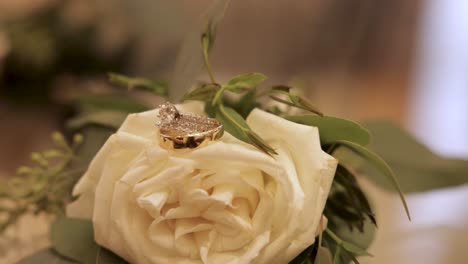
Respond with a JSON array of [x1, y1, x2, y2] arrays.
[[157, 102, 223, 149]]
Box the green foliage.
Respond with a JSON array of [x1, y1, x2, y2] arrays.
[[269, 85, 323, 116], [51, 218, 99, 263], [215, 105, 277, 155], [180, 30, 277, 155], [0, 132, 83, 234], [286, 115, 370, 146], [108, 73, 168, 97], [19, 218, 128, 263], [51, 218, 127, 264], [362, 121, 468, 193], [325, 165, 376, 232], [331, 140, 410, 221], [223, 73, 267, 93], [182, 82, 219, 102]]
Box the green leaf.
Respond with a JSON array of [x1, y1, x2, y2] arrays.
[[333, 140, 411, 221], [108, 72, 168, 96], [74, 95, 150, 113], [182, 83, 219, 102], [51, 218, 128, 264], [66, 111, 128, 131], [269, 87, 323, 116], [223, 73, 267, 93], [315, 247, 334, 264], [215, 105, 249, 142], [51, 218, 99, 264], [285, 115, 370, 146], [362, 121, 468, 193], [325, 228, 372, 257], [17, 249, 75, 264], [215, 105, 276, 155], [212, 85, 227, 106], [234, 89, 258, 118], [333, 246, 342, 264], [334, 217, 376, 254]]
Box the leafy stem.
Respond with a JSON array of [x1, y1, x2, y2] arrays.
[[0, 132, 83, 234], [218, 104, 247, 133], [202, 34, 216, 84]]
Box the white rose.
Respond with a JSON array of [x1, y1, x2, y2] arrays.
[[67, 101, 337, 264]]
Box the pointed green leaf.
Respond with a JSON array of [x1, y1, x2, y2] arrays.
[[215, 106, 276, 155], [215, 105, 249, 142], [363, 120, 468, 193], [334, 140, 411, 220], [333, 246, 342, 264], [325, 228, 372, 257], [51, 217, 99, 264], [51, 218, 128, 264], [223, 73, 267, 93], [182, 83, 219, 102], [285, 115, 370, 146], [269, 92, 323, 116], [234, 89, 258, 118], [247, 130, 278, 155], [108, 73, 168, 96]]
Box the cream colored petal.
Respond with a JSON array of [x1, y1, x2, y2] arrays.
[[247, 109, 337, 263], [137, 191, 169, 218]]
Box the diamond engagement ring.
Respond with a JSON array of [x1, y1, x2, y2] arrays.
[[156, 102, 224, 149]]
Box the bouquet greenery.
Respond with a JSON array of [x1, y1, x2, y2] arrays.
[[2, 1, 468, 264]]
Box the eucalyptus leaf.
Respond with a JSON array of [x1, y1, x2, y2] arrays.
[[333, 140, 411, 221], [333, 246, 342, 264], [51, 218, 128, 264], [334, 217, 376, 254], [108, 72, 168, 96], [325, 228, 371, 257], [223, 73, 267, 93], [182, 83, 219, 102], [66, 111, 128, 130], [234, 89, 258, 118], [269, 95, 323, 116], [51, 218, 99, 264], [215, 105, 276, 155], [285, 115, 370, 146], [17, 249, 76, 264], [362, 121, 468, 193], [215, 105, 249, 142]]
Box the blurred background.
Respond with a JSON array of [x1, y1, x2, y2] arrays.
[[0, 0, 467, 263]]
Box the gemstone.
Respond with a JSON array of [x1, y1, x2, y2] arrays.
[[157, 102, 221, 137]]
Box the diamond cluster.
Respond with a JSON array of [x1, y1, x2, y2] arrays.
[[157, 102, 221, 137]]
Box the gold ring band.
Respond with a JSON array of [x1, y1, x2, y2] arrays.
[[157, 102, 223, 150]]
